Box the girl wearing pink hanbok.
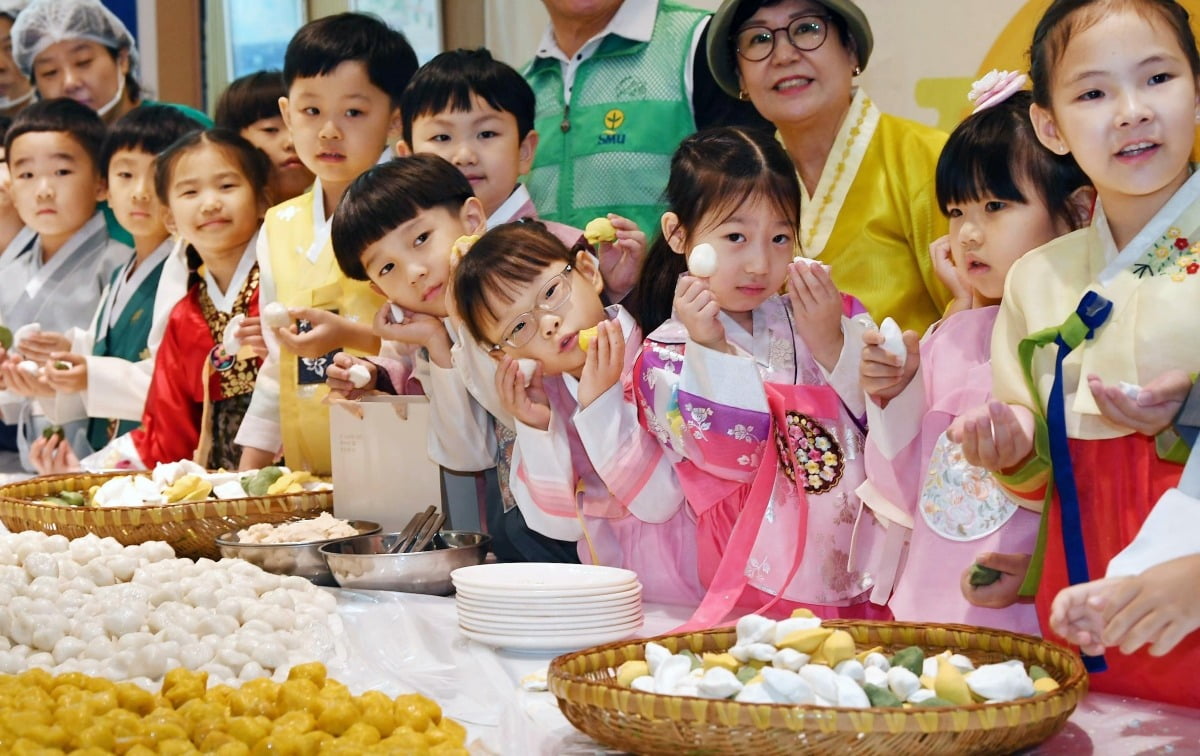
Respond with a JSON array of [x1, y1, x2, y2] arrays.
[[631, 127, 883, 625], [451, 220, 703, 605], [858, 76, 1093, 634]]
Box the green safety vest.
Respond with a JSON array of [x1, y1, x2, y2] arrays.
[[524, 0, 707, 236]]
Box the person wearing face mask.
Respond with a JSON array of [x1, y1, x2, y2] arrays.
[[10, 0, 210, 126], [0, 2, 35, 120], [9, 0, 212, 247]]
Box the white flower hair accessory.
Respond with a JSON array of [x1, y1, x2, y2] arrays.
[[968, 70, 1029, 114]]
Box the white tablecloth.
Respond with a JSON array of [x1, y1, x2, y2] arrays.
[[326, 590, 1200, 756]]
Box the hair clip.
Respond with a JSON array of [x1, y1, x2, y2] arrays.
[[449, 234, 481, 267], [968, 69, 1028, 113]]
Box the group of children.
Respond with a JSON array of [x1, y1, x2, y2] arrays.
[[0, 0, 1196, 707]]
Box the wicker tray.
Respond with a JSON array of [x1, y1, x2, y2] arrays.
[[0, 472, 333, 560], [549, 620, 1088, 755]]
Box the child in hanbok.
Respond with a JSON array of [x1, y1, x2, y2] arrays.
[[29, 105, 203, 471], [632, 127, 881, 624], [952, 0, 1200, 705], [451, 221, 703, 604], [858, 80, 1093, 634], [76, 130, 270, 471]]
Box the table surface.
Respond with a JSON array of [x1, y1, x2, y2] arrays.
[[325, 590, 1200, 756]]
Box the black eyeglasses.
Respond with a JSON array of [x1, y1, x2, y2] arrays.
[[735, 14, 831, 62]]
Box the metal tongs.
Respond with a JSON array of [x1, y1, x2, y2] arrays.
[[387, 505, 445, 554]]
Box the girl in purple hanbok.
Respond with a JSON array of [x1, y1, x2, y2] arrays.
[[631, 127, 884, 626]]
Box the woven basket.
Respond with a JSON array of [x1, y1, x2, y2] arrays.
[[0, 472, 333, 560], [549, 620, 1088, 755]]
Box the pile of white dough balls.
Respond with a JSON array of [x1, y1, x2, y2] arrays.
[[0, 532, 345, 689]]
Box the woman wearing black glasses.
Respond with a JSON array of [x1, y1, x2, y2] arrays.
[[708, 0, 951, 335]]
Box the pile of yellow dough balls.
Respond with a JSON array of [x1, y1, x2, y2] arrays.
[[0, 662, 467, 755]]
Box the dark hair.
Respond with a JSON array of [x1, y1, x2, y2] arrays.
[[453, 220, 576, 345], [0, 115, 11, 143], [399, 48, 535, 146], [153, 128, 270, 209], [728, 0, 854, 57], [1031, 0, 1200, 107], [936, 91, 1091, 230], [283, 12, 418, 105], [215, 70, 287, 134], [4, 97, 105, 169], [331, 153, 474, 281], [628, 126, 801, 334], [100, 104, 206, 175]]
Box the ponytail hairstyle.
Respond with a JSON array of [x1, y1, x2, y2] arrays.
[[627, 126, 800, 334]]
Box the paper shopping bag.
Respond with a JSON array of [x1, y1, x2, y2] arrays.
[[329, 396, 443, 532]]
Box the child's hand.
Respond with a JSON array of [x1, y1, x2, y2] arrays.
[[274, 308, 354, 359], [577, 319, 625, 409], [235, 316, 269, 359], [0, 358, 54, 398], [326, 352, 377, 399], [17, 331, 71, 364], [1098, 554, 1200, 656], [786, 261, 844, 372], [596, 214, 645, 303], [961, 552, 1032, 609], [28, 434, 81, 476], [1088, 370, 1192, 436], [1049, 579, 1114, 656], [930, 234, 972, 315], [674, 276, 727, 352], [371, 305, 453, 368], [948, 401, 1036, 472], [41, 353, 87, 394], [860, 328, 920, 404], [495, 355, 551, 430]]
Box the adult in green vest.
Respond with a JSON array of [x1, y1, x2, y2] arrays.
[[10, 0, 212, 247], [524, 0, 768, 243]]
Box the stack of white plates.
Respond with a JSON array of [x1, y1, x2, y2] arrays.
[[450, 563, 643, 652]]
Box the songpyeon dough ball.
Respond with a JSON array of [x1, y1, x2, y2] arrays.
[[516, 359, 537, 387], [687, 243, 718, 277], [347, 364, 372, 389], [577, 327, 599, 352], [584, 216, 617, 245], [262, 301, 292, 329]]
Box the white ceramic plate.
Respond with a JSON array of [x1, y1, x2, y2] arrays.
[[453, 583, 642, 608], [458, 616, 643, 636], [450, 563, 638, 592], [456, 604, 643, 629], [454, 597, 642, 619], [458, 621, 642, 652]]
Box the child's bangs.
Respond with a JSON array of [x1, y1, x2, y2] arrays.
[[694, 169, 800, 237], [936, 127, 1028, 212]]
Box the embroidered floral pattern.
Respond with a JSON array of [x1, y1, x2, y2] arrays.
[[726, 423, 758, 442], [1132, 226, 1200, 280], [745, 555, 771, 580], [684, 404, 713, 440], [919, 432, 1017, 541], [774, 411, 845, 493]]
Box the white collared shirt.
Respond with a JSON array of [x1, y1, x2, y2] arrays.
[[488, 184, 532, 229], [534, 1, 701, 110]]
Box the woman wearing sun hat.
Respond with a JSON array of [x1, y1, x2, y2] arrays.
[[708, 0, 950, 333]]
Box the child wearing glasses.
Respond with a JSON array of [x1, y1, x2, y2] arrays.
[[450, 220, 704, 605], [327, 154, 585, 564]]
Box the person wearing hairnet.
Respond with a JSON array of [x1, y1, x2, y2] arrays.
[[0, 1, 34, 118], [10, 0, 209, 125]]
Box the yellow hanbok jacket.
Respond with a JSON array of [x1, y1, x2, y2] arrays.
[[255, 189, 383, 474], [795, 89, 952, 333]]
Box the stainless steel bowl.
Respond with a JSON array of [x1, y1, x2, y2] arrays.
[[216, 520, 381, 585], [319, 530, 491, 594]]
